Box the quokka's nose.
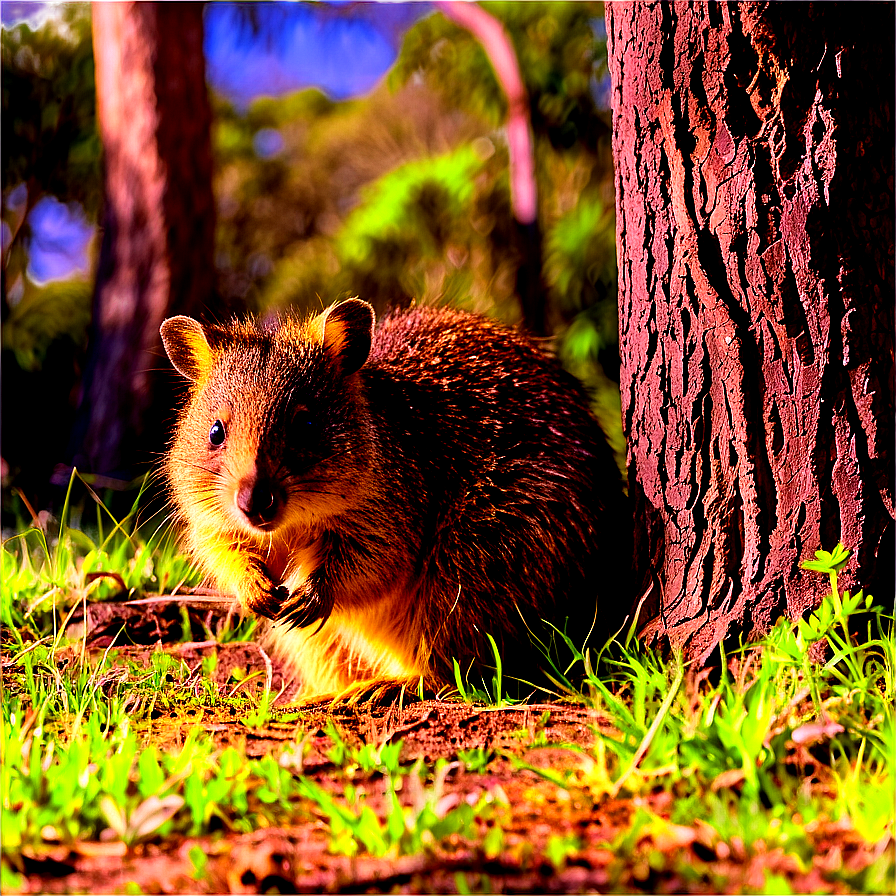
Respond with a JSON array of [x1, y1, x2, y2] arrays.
[[236, 476, 280, 527]]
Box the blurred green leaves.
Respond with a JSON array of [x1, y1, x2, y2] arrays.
[[339, 146, 480, 267], [2, 2, 627, 494], [1, 5, 99, 210], [546, 195, 615, 315], [392, 2, 609, 151], [1, 277, 91, 371], [2, 8, 98, 497]]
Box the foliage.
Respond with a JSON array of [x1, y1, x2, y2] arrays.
[[212, 80, 513, 317], [390, 0, 617, 340], [298, 763, 506, 859], [391, 2, 610, 152], [1, 4, 99, 310], [214, 1, 617, 332], [1, 629, 508, 868], [2, 277, 92, 372], [334, 143, 490, 307], [1, 704, 310, 856], [452, 632, 525, 706], [545, 194, 616, 317], [1, 5, 99, 210], [324, 721, 404, 776], [1, 7, 99, 510]]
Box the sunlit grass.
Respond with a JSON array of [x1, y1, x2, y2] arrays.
[[524, 543, 894, 891], [2, 471, 201, 652], [1, 478, 893, 893]]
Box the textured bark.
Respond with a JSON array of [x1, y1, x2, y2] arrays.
[[68, 2, 215, 478], [606, 2, 894, 660]]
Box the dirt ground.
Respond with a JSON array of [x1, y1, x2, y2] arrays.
[[10, 599, 894, 894]]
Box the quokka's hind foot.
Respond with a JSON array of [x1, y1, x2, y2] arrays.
[[278, 676, 441, 710]]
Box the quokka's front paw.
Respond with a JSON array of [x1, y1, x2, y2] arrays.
[[242, 567, 290, 620], [276, 585, 331, 630]]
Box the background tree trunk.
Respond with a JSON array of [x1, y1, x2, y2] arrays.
[[435, 0, 547, 337], [606, 1, 894, 660], [66, 2, 215, 481]]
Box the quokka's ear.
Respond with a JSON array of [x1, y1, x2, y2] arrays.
[[160, 316, 214, 383], [314, 299, 375, 375]]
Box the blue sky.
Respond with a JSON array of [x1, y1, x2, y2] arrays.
[[25, 195, 94, 283], [4, 1, 430, 283], [205, 3, 427, 105]]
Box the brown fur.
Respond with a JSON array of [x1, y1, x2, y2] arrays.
[[161, 300, 629, 698]]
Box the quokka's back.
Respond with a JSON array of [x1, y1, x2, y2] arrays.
[[161, 299, 630, 697]]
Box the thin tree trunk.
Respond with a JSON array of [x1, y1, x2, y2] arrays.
[[436, 1, 547, 336], [606, 1, 894, 660], [67, 2, 215, 480]]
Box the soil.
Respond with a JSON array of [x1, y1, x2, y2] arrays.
[[9, 597, 894, 894]]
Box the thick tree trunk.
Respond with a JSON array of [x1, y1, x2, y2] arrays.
[[606, 2, 894, 660], [67, 2, 215, 479]]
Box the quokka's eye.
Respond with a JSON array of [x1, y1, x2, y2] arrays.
[[208, 419, 226, 447], [292, 407, 314, 429]]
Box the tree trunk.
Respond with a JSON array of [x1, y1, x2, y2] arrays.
[[67, 2, 215, 480], [606, 1, 894, 660], [435, 0, 547, 337]]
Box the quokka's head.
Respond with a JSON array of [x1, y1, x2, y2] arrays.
[[160, 299, 377, 538]]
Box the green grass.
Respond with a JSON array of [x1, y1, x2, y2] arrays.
[[297, 760, 507, 859], [452, 632, 524, 706], [2, 472, 201, 648], [1, 481, 893, 892], [0, 486, 513, 874], [528, 544, 894, 892]]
